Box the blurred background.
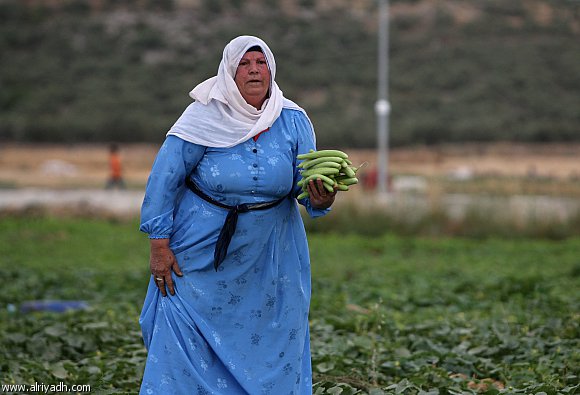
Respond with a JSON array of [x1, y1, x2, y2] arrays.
[[0, 0, 579, 234], [1, 2, 580, 393]]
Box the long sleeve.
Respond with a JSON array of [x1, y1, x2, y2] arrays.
[[139, 135, 206, 238], [291, 111, 331, 219]]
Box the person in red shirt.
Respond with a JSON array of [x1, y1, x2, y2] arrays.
[[105, 143, 126, 189]]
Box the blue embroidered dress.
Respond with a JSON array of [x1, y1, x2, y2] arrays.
[[139, 108, 328, 395]]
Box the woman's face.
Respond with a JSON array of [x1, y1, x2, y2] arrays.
[[234, 51, 271, 109]]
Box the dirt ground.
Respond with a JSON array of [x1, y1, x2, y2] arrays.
[[0, 142, 578, 189]]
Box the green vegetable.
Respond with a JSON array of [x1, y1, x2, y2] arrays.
[[339, 177, 358, 186], [297, 150, 349, 160], [343, 166, 356, 178], [296, 149, 360, 198], [297, 191, 309, 199], [298, 174, 336, 187], [301, 167, 340, 177], [299, 156, 345, 169], [309, 161, 342, 169]]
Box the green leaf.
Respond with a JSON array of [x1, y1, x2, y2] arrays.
[[44, 324, 66, 337], [50, 361, 68, 379], [316, 362, 335, 373], [395, 379, 414, 394], [394, 347, 412, 358]]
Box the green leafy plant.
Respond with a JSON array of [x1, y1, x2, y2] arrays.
[[1, 216, 578, 393]]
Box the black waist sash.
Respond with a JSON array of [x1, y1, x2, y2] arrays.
[[185, 177, 287, 271]]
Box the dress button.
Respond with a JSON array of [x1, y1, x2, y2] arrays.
[[252, 148, 257, 153], [253, 163, 258, 168], [253, 176, 258, 181]]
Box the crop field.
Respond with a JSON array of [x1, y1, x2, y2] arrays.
[[0, 216, 578, 394]]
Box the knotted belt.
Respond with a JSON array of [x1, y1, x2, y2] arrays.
[[185, 177, 287, 271]]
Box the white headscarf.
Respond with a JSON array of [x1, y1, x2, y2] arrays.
[[167, 35, 305, 148]]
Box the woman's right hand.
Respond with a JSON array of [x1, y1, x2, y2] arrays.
[[149, 239, 183, 297]]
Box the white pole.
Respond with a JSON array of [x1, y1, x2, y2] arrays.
[[375, 0, 390, 197]]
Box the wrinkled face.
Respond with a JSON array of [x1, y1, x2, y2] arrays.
[[234, 51, 271, 109]]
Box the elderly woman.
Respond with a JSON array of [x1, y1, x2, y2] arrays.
[[138, 36, 335, 394]]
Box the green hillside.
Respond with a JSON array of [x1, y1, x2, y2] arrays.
[[1, 0, 579, 147]]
